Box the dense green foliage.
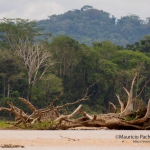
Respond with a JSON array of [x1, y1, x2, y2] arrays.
[[1, 17, 150, 119], [37, 6, 150, 46]]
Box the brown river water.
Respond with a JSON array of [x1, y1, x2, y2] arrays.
[[0, 130, 150, 149]]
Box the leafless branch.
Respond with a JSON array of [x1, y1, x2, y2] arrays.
[[50, 92, 64, 107], [0, 107, 11, 112], [109, 102, 117, 113], [115, 94, 124, 112], [18, 97, 37, 112], [56, 105, 82, 121], [144, 99, 150, 118], [135, 79, 150, 100], [129, 72, 138, 98], [123, 87, 130, 96], [56, 82, 96, 109]]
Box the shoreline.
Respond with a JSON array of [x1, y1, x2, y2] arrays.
[[0, 130, 150, 149]]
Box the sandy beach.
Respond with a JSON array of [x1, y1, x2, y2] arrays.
[[0, 130, 150, 149]]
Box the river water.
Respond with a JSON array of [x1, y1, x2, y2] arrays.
[[0, 130, 150, 149]]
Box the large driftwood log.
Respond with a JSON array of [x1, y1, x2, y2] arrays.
[[53, 73, 150, 130], [54, 99, 150, 130]]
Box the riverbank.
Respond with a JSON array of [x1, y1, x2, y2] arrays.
[[0, 130, 150, 149]]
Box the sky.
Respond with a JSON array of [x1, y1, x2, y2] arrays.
[[0, 0, 150, 21]]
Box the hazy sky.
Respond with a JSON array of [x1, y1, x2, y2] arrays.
[[0, 0, 149, 20]]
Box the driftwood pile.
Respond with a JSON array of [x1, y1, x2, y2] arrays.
[[0, 144, 24, 148], [1, 73, 150, 130]]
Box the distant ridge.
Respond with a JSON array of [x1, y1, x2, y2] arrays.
[[37, 6, 150, 46]]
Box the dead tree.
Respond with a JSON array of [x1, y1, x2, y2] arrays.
[[17, 44, 53, 88], [0, 84, 92, 128], [53, 73, 150, 130]]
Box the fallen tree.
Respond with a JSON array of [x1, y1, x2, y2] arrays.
[[1, 73, 150, 130], [0, 84, 93, 128]]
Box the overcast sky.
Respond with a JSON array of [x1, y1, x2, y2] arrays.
[[0, 0, 149, 21]]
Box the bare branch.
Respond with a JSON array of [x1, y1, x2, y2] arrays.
[[31, 117, 40, 125], [50, 92, 64, 107], [0, 107, 11, 112], [135, 79, 150, 100], [79, 109, 93, 120], [115, 94, 124, 112], [123, 87, 130, 96], [56, 105, 82, 121], [123, 73, 138, 99], [121, 73, 139, 115], [108, 102, 117, 113], [56, 97, 88, 110], [144, 99, 150, 118], [129, 72, 138, 98], [56, 82, 96, 109], [136, 100, 143, 112], [18, 97, 37, 112], [17, 43, 53, 88]]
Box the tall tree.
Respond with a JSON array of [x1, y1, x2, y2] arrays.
[[0, 18, 53, 100], [49, 35, 81, 78], [0, 49, 25, 98]]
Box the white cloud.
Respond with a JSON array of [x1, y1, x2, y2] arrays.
[[0, 0, 149, 20], [0, 0, 65, 20]]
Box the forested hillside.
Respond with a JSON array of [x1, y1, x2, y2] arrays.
[[1, 18, 150, 119], [37, 5, 150, 46]]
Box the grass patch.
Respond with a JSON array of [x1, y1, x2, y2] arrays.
[[19, 119, 58, 130], [0, 119, 58, 130], [0, 120, 10, 129], [124, 112, 136, 121], [124, 116, 135, 121]]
